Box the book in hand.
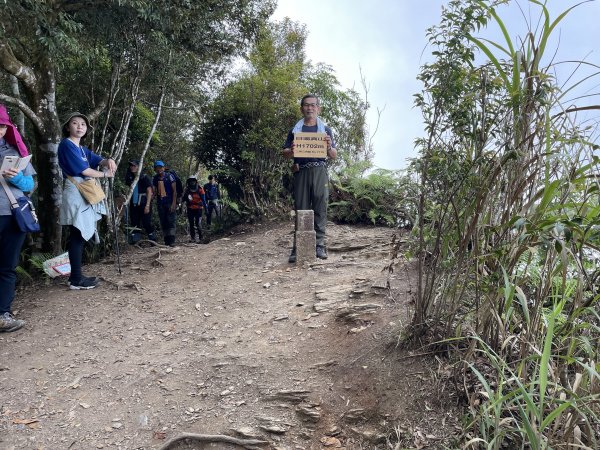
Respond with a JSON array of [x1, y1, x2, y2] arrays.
[[1, 155, 32, 173]]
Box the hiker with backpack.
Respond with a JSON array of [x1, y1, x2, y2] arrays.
[[182, 176, 207, 243], [0, 104, 36, 331], [124, 159, 155, 243], [152, 160, 177, 247], [203, 174, 221, 227], [165, 162, 183, 207]]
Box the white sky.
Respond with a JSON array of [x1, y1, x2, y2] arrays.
[[273, 0, 600, 171]]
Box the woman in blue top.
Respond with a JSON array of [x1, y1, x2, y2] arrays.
[[0, 104, 36, 332], [57, 112, 116, 290]]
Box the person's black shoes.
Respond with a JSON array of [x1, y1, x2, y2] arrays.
[[68, 276, 99, 290], [316, 245, 328, 260], [288, 248, 297, 263], [289, 247, 328, 262]]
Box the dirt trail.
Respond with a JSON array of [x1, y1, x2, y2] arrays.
[[1, 221, 458, 449]]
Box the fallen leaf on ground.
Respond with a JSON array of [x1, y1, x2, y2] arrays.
[[153, 430, 167, 440], [13, 418, 39, 425]]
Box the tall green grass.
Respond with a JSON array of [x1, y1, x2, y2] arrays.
[[412, 0, 600, 447]]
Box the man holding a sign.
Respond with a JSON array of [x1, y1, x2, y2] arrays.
[[282, 94, 337, 262]]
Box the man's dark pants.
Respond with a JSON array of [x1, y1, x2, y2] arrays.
[[187, 208, 203, 240], [129, 201, 154, 237], [293, 165, 328, 247], [206, 200, 220, 226], [157, 202, 176, 245]]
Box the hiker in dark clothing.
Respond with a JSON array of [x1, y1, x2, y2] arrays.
[[125, 159, 155, 243], [165, 162, 183, 207], [152, 160, 177, 246], [182, 176, 207, 243], [203, 174, 221, 227]]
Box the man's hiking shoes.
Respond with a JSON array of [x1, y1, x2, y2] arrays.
[[0, 312, 25, 332], [288, 249, 297, 263], [289, 247, 328, 262], [316, 245, 328, 260], [68, 276, 99, 290]]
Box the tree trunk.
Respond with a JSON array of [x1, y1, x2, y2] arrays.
[[25, 64, 63, 253], [0, 45, 64, 253]]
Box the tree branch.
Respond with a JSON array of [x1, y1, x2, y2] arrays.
[[0, 43, 37, 90], [0, 93, 45, 133], [551, 105, 600, 119], [87, 97, 108, 121], [118, 83, 167, 219]]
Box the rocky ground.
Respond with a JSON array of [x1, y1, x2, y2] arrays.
[[1, 220, 461, 449]]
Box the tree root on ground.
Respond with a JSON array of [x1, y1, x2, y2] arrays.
[[151, 249, 165, 267], [158, 432, 269, 450], [135, 239, 170, 249]]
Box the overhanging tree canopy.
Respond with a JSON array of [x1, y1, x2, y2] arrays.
[[0, 0, 274, 252]]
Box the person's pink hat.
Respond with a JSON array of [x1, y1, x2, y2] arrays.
[[0, 104, 29, 157]]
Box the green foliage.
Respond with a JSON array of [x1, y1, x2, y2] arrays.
[[413, 0, 600, 447], [1, 0, 274, 252], [193, 19, 308, 213], [329, 166, 416, 228], [304, 64, 372, 172], [462, 328, 599, 450], [129, 103, 161, 149], [0, 1, 85, 57], [15, 252, 56, 282], [27, 252, 54, 275], [193, 18, 373, 221], [15, 265, 32, 282]]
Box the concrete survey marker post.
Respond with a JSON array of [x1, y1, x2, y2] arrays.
[[296, 210, 316, 264]]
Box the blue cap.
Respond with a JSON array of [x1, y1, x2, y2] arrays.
[[153, 160, 165, 167]]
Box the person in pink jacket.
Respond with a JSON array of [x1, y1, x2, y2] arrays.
[[0, 104, 35, 332]]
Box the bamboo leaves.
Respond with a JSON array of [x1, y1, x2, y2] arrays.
[[414, 0, 599, 447]]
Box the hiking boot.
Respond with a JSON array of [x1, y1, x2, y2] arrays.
[[316, 245, 328, 260], [69, 277, 99, 290], [0, 312, 25, 332], [288, 248, 297, 263], [195, 237, 201, 244]]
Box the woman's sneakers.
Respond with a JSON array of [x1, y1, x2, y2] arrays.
[[0, 312, 25, 332], [68, 276, 99, 290]]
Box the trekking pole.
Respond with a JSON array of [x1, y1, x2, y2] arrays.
[[125, 202, 130, 246], [109, 179, 122, 275]]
